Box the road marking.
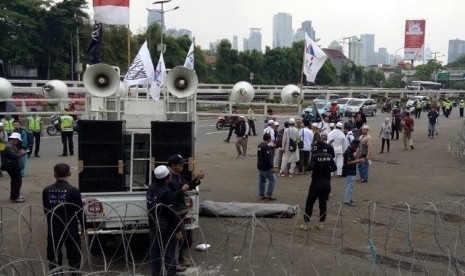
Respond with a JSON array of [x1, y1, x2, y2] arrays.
[[206, 131, 226, 135]]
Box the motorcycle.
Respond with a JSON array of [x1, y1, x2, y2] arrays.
[[382, 102, 392, 113], [216, 115, 232, 130], [46, 115, 79, 136]]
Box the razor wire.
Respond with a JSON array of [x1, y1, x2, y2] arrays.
[[448, 119, 465, 161], [2, 200, 465, 275]]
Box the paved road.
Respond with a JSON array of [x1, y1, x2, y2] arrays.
[[1, 110, 465, 275]]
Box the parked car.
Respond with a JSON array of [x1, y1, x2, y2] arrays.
[[336, 97, 356, 109], [406, 95, 430, 107], [345, 98, 377, 117]]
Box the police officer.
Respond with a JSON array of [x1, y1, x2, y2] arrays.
[[147, 165, 183, 276], [42, 163, 83, 275], [27, 108, 42, 157], [300, 140, 337, 231], [459, 99, 464, 117], [1, 114, 14, 136], [59, 114, 74, 156]]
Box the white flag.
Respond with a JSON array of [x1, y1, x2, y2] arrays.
[[124, 41, 154, 86], [303, 33, 327, 83], [150, 53, 166, 100], [184, 42, 195, 70]]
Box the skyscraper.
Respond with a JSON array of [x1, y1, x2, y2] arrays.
[[147, 9, 162, 27], [294, 20, 316, 42], [273, 13, 293, 48], [377, 47, 389, 65], [232, 36, 238, 50], [360, 34, 375, 67], [448, 39, 465, 64], [348, 37, 363, 66], [243, 28, 262, 52]]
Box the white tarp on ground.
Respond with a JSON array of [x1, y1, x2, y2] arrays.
[[199, 200, 298, 218]]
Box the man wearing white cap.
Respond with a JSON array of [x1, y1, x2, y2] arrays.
[[147, 165, 183, 276], [279, 118, 299, 177], [1, 132, 24, 202], [327, 122, 347, 177], [264, 119, 277, 161]]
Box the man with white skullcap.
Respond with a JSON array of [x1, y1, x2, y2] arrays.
[[327, 122, 347, 176], [147, 165, 183, 276]]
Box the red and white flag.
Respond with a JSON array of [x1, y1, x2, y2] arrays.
[[93, 0, 130, 25]]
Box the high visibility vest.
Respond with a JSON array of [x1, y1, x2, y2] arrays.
[[1, 118, 14, 133], [60, 115, 74, 132], [416, 101, 422, 109], [459, 102, 464, 108], [27, 116, 42, 132]]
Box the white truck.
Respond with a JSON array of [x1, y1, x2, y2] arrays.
[[77, 64, 200, 252]]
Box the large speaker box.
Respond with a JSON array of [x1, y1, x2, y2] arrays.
[[78, 120, 125, 192], [151, 121, 195, 181]]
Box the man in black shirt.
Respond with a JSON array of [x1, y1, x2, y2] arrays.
[[147, 165, 184, 276], [42, 163, 83, 275], [343, 139, 365, 206], [257, 133, 276, 200], [301, 141, 337, 231]]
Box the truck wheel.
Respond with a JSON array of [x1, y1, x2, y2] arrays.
[[47, 126, 58, 136], [216, 121, 224, 130]]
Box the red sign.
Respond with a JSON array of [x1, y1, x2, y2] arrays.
[[404, 20, 426, 61]]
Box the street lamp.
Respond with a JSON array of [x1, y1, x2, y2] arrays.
[[151, 0, 179, 52]]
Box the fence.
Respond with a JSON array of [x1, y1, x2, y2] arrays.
[[448, 119, 465, 161]]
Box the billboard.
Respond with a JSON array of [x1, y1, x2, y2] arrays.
[[404, 20, 426, 61]]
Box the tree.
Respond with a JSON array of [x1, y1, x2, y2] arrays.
[[412, 59, 443, 81], [384, 73, 405, 88], [364, 68, 385, 87]]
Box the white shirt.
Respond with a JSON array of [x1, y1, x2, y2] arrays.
[[264, 126, 276, 146], [319, 121, 330, 137], [298, 127, 314, 151], [327, 128, 346, 154]]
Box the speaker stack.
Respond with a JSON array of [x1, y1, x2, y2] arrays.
[[151, 121, 195, 181], [78, 120, 126, 192]]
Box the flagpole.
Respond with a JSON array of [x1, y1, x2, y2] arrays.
[[127, 27, 131, 69], [299, 32, 307, 115]]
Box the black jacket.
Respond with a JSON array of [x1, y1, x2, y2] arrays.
[[146, 183, 182, 233], [257, 142, 273, 170], [42, 180, 84, 231], [308, 151, 337, 179]]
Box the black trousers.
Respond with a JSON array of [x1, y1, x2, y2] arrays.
[[304, 178, 331, 222], [381, 138, 390, 152], [47, 226, 81, 275], [226, 126, 236, 141], [391, 123, 400, 140], [298, 150, 311, 173], [61, 131, 74, 155], [28, 131, 41, 156], [247, 120, 256, 136], [460, 108, 464, 117], [6, 167, 22, 200]]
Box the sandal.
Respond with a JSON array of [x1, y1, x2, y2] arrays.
[[279, 173, 286, 177]]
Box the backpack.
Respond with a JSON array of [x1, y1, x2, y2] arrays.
[[289, 138, 297, 152]]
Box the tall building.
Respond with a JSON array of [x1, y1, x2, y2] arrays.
[[294, 20, 316, 42], [232, 36, 238, 50], [348, 37, 363, 66], [377, 47, 389, 65], [147, 9, 162, 27], [448, 39, 465, 64], [243, 28, 262, 52], [360, 34, 375, 67], [273, 13, 293, 48]]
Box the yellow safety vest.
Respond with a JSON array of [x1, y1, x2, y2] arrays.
[[460, 102, 464, 108], [1, 118, 14, 133], [27, 116, 42, 132], [60, 115, 74, 132]]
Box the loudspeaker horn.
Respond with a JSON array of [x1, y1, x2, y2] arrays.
[[42, 80, 69, 99], [281, 84, 302, 104], [230, 81, 255, 103], [0, 77, 13, 100], [166, 66, 198, 98], [83, 63, 120, 98]]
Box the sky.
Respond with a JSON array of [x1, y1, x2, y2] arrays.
[[85, 0, 465, 65]]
